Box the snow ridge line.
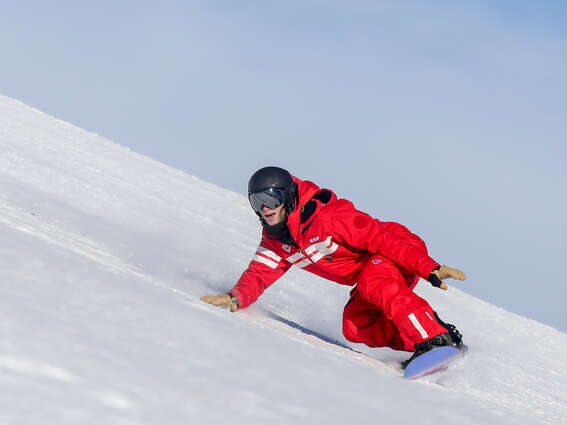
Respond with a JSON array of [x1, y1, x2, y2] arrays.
[[240, 309, 402, 376], [0, 198, 196, 303]]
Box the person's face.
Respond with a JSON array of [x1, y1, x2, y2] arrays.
[[260, 203, 286, 226]]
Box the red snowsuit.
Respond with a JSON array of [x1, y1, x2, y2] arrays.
[[230, 177, 448, 351]]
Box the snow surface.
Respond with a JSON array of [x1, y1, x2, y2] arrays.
[[0, 93, 566, 425]]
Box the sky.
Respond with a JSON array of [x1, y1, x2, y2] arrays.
[[1, 1, 566, 332]]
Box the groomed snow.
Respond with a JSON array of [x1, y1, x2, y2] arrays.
[[0, 94, 565, 425]]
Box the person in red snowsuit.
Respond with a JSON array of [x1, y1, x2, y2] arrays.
[[202, 167, 466, 361]]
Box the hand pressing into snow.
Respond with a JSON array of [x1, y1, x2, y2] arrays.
[[200, 294, 239, 312]]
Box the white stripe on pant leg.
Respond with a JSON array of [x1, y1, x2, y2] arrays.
[[408, 313, 429, 339]]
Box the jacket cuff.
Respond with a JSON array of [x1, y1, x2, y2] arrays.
[[227, 293, 240, 310], [419, 258, 441, 280], [228, 290, 244, 309]]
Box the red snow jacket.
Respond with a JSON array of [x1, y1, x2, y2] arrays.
[[229, 177, 440, 309]]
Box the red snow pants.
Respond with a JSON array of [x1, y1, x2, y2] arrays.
[[342, 255, 447, 352]]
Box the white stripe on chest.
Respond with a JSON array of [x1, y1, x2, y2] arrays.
[[285, 236, 338, 268]]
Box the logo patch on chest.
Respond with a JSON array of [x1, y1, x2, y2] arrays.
[[309, 236, 320, 243], [282, 244, 291, 253]]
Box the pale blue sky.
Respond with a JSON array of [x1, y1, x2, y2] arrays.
[[2, 1, 566, 332]]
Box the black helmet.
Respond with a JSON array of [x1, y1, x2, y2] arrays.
[[248, 166, 298, 214]]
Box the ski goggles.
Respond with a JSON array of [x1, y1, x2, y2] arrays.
[[248, 188, 284, 212]]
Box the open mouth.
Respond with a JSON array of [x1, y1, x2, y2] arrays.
[[263, 212, 276, 220]]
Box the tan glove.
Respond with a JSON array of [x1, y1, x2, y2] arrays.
[[200, 294, 239, 312], [428, 265, 467, 290]]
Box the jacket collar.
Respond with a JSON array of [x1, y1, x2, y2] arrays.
[[285, 176, 336, 243]]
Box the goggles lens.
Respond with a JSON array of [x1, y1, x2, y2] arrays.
[[249, 188, 284, 212]]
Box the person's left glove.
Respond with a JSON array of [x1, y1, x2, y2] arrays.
[[428, 265, 467, 290], [200, 293, 239, 312]]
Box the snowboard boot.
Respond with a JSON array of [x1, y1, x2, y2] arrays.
[[433, 311, 463, 348], [401, 313, 464, 369]]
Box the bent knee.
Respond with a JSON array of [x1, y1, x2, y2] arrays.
[[357, 258, 409, 298], [342, 319, 361, 343]]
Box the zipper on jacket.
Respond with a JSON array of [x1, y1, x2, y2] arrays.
[[289, 222, 320, 269]]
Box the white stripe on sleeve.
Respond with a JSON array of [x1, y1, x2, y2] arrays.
[[294, 258, 313, 268], [257, 246, 282, 263], [286, 252, 305, 264], [253, 254, 279, 269]]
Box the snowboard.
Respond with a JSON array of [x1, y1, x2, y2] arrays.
[[404, 345, 467, 380]]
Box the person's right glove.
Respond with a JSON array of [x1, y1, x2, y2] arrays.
[[428, 265, 467, 290], [200, 293, 239, 312]]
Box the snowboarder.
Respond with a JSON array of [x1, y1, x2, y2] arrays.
[[201, 166, 467, 366]]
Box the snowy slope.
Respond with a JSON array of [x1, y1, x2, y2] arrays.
[[0, 94, 565, 425]]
